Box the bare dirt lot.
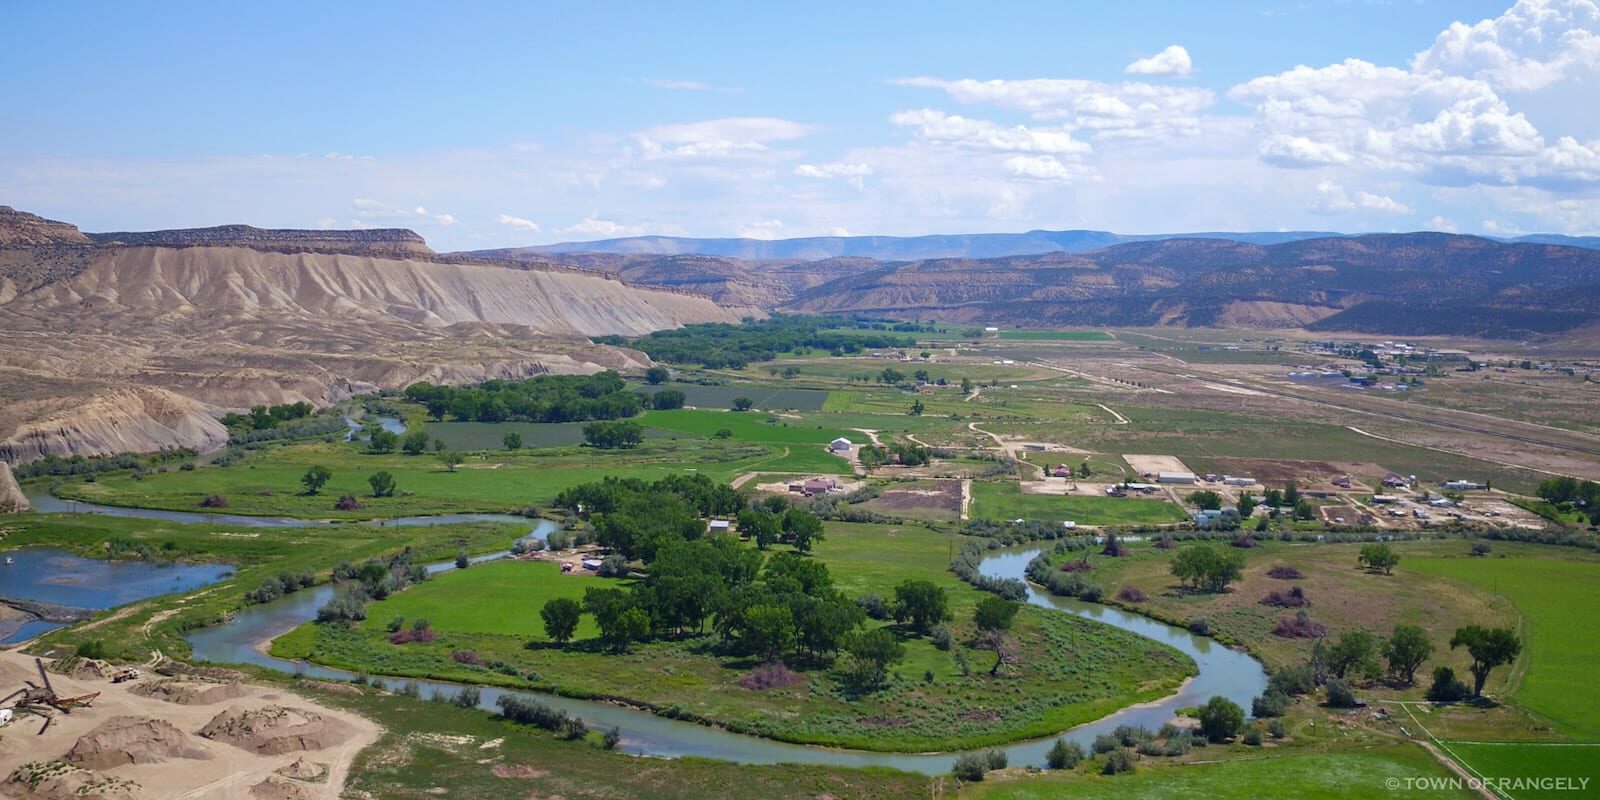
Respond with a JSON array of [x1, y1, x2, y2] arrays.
[[1122, 454, 1194, 477], [0, 651, 378, 800]]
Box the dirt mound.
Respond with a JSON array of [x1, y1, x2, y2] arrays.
[[249, 774, 317, 800], [275, 757, 326, 781], [4, 761, 144, 799], [198, 705, 354, 755], [63, 716, 212, 770], [129, 677, 248, 706], [0, 461, 26, 513], [47, 656, 111, 681]]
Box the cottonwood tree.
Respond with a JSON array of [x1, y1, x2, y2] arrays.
[[1170, 544, 1245, 593], [892, 579, 951, 634], [438, 451, 464, 472], [540, 598, 581, 646], [1384, 624, 1434, 684], [845, 628, 905, 690], [974, 596, 1021, 675], [301, 465, 332, 495], [503, 432, 523, 450], [1326, 629, 1380, 681], [1450, 625, 1521, 697], [1358, 543, 1400, 574], [367, 471, 397, 498]]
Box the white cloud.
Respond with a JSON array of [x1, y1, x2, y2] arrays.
[[1258, 135, 1352, 167], [1309, 181, 1413, 215], [794, 162, 873, 190], [635, 117, 813, 159], [1126, 45, 1195, 77], [889, 109, 1091, 154], [496, 214, 540, 232], [1002, 155, 1089, 182], [557, 218, 644, 237], [892, 76, 1212, 140], [642, 78, 743, 93], [1412, 0, 1600, 92], [1426, 215, 1459, 232], [350, 197, 457, 227]]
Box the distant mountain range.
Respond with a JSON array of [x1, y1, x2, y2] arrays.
[[468, 231, 1600, 339], [472, 228, 1600, 261]]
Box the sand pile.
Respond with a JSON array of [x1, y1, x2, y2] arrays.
[[248, 774, 318, 800], [62, 716, 211, 770], [129, 677, 247, 706], [47, 657, 111, 682], [197, 705, 354, 756], [3, 761, 144, 800], [275, 757, 326, 781]]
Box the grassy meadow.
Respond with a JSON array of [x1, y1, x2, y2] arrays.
[[968, 481, 1188, 526]]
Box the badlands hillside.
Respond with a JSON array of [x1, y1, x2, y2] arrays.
[[0, 206, 747, 463]]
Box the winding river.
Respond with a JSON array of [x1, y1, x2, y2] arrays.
[[15, 490, 1267, 774]]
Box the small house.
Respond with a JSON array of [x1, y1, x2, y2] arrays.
[[581, 559, 604, 571], [708, 519, 731, 532], [1062, 521, 1077, 530], [830, 437, 853, 452], [1052, 465, 1073, 478], [803, 477, 837, 494], [1381, 473, 1408, 488]]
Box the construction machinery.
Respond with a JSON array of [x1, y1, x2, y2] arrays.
[[0, 657, 100, 734]]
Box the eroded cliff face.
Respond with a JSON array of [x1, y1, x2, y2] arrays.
[[0, 213, 749, 462], [0, 462, 26, 512], [0, 206, 91, 247]]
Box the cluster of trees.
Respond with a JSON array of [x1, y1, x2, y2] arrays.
[[403, 372, 645, 423], [245, 570, 315, 604], [1170, 544, 1246, 592], [858, 442, 932, 469], [583, 420, 644, 449], [219, 401, 314, 432], [1262, 484, 1317, 522], [554, 474, 747, 561], [13, 448, 196, 480], [593, 314, 916, 369], [318, 550, 431, 623], [1535, 476, 1600, 523]]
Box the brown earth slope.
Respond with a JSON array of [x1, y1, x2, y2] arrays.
[[0, 210, 749, 462]]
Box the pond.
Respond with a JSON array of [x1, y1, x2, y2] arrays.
[[0, 547, 234, 643]]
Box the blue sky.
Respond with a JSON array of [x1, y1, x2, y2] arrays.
[[3, 0, 1596, 249]]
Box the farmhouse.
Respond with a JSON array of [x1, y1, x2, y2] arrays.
[[708, 519, 731, 533], [802, 477, 837, 495], [830, 437, 853, 452], [1332, 474, 1353, 488], [1157, 471, 1197, 485], [1051, 465, 1074, 478]]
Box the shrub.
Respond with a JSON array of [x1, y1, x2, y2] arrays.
[[560, 716, 589, 740], [1231, 534, 1260, 548], [1046, 738, 1085, 770], [1426, 666, 1471, 702], [1268, 719, 1287, 739], [1113, 725, 1152, 747], [1252, 690, 1289, 718], [1101, 748, 1136, 775], [1325, 678, 1359, 708], [334, 493, 361, 511], [597, 554, 629, 578], [1243, 728, 1264, 745], [198, 493, 228, 508], [602, 726, 622, 750], [738, 662, 804, 690], [951, 753, 987, 781], [1091, 733, 1119, 754], [1116, 585, 1148, 603], [857, 593, 890, 620], [930, 624, 952, 651], [1268, 665, 1317, 696], [1273, 609, 1327, 638], [385, 615, 405, 633], [1187, 617, 1212, 636], [1471, 541, 1492, 557], [1267, 565, 1303, 579], [984, 749, 1007, 771], [1154, 536, 1177, 549], [1198, 696, 1244, 742], [1162, 731, 1194, 756], [452, 650, 486, 667], [1077, 583, 1105, 603], [452, 687, 480, 708], [1260, 587, 1310, 608], [496, 694, 570, 730]]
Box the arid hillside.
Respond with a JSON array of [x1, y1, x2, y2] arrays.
[[0, 210, 747, 462]]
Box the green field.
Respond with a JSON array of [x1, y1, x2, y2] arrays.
[[963, 745, 1475, 799], [996, 330, 1113, 342], [1441, 742, 1600, 800], [427, 420, 690, 450], [48, 437, 801, 517], [359, 560, 613, 641], [1408, 553, 1600, 739], [272, 522, 1194, 752], [638, 383, 831, 411], [968, 482, 1187, 526]]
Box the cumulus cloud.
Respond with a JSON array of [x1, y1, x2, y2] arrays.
[[635, 117, 813, 158], [1126, 45, 1195, 76], [351, 198, 457, 226], [1412, 0, 1600, 91], [496, 214, 540, 232], [1309, 181, 1413, 215], [893, 76, 1212, 141], [1258, 135, 1352, 167]]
